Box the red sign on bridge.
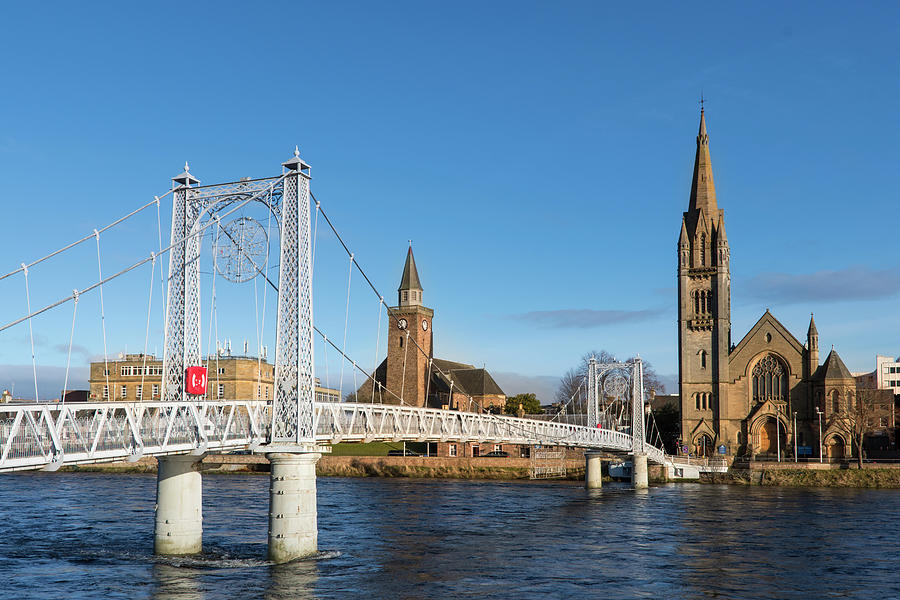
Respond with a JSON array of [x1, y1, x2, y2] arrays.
[[185, 366, 208, 395]]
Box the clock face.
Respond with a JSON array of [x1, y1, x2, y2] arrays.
[[422, 319, 428, 331], [397, 318, 408, 330]]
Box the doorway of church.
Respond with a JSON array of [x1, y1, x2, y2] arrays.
[[695, 434, 714, 457], [826, 436, 846, 460], [757, 417, 787, 456]]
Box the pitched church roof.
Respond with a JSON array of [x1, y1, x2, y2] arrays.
[[430, 365, 505, 398], [816, 348, 853, 381], [398, 246, 422, 292]]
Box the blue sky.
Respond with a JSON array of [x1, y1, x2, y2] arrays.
[[1, 2, 898, 401]]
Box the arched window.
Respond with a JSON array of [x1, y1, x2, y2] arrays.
[[399, 336, 404, 348], [752, 354, 787, 403], [736, 431, 743, 445], [694, 393, 700, 410], [700, 350, 707, 369], [831, 390, 840, 413], [700, 234, 706, 266]]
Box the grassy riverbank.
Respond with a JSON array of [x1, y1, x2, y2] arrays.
[[706, 468, 900, 488]]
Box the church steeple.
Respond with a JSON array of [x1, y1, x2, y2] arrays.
[[688, 108, 718, 223], [398, 244, 423, 307], [807, 313, 819, 377]]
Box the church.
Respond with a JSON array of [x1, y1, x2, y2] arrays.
[[357, 247, 507, 414], [678, 109, 856, 460]]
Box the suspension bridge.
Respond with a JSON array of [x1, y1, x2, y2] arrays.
[[0, 150, 671, 563]]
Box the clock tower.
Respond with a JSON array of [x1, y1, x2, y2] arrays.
[[383, 245, 434, 406]]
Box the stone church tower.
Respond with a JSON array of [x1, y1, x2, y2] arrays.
[[678, 108, 731, 451], [382, 246, 434, 406]]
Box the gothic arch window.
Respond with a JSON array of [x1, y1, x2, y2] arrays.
[[751, 354, 788, 403], [694, 393, 700, 410], [399, 336, 404, 348], [700, 234, 706, 266], [831, 389, 840, 413], [699, 350, 707, 369]]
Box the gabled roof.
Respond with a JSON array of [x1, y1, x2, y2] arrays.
[[729, 310, 805, 361], [432, 358, 475, 372], [816, 349, 853, 381]]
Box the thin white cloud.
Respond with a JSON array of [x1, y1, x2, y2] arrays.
[[744, 266, 900, 304], [513, 308, 665, 329]]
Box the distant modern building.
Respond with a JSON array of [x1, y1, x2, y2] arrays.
[[874, 355, 900, 394], [677, 108, 857, 460], [88, 352, 338, 402]]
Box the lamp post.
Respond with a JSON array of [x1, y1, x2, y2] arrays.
[[793, 411, 798, 462], [815, 407, 823, 463], [776, 407, 781, 463]]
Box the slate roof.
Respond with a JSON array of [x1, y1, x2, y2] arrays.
[[815, 349, 853, 381], [398, 246, 423, 292]]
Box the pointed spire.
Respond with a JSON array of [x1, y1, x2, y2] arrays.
[[715, 211, 727, 244], [679, 217, 689, 246], [398, 245, 423, 306], [688, 107, 718, 218], [807, 313, 818, 337]]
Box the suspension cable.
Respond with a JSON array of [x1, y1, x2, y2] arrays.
[[61, 290, 79, 406], [0, 192, 172, 284], [139, 253, 156, 402], [0, 175, 286, 334], [21, 265, 39, 401], [338, 253, 353, 400]]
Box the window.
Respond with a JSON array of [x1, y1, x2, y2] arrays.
[[136, 386, 142, 400], [257, 385, 261, 399], [102, 385, 109, 399], [695, 393, 700, 410], [449, 444, 457, 457], [700, 233, 706, 266], [218, 367, 226, 375], [265, 386, 270, 399], [831, 390, 840, 414], [472, 445, 480, 457], [494, 444, 502, 452], [152, 384, 160, 398], [121, 366, 131, 376], [752, 355, 787, 403], [399, 336, 404, 348], [402, 291, 408, 302], [700, 351, 707, 369], [120, 385, 127, 399], [217, 383, 225, 399]]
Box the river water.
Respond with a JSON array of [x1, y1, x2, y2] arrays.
[[1, 473, 898, 599]]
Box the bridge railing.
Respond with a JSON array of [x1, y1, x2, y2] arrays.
[[0, 401, 270, 471], [0, 400, 669, 471]]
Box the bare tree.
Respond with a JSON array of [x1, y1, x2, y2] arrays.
[[831, 388, 894, 468]]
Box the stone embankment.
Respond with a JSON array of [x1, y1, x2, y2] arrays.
[[60, 454, 588, 480], [704, 462, 900, 488]]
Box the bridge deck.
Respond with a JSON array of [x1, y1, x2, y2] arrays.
[[0, 401, 667, 472]]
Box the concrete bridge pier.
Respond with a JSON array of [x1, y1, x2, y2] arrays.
[[154, 454, 204, 555], [584, 451, 603, 489], [267, 451, 321, 564], [632, 453, 649, 489]]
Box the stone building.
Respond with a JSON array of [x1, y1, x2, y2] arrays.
[[357, 246, 507, 414], [88, 353, 338, 402], [678, 109, 857, 459]]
